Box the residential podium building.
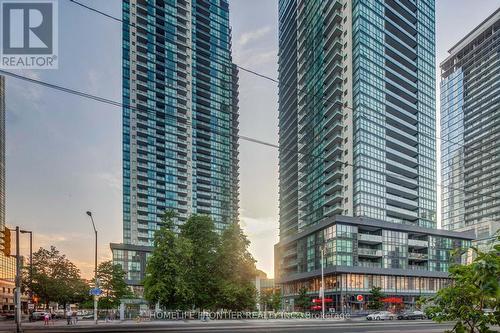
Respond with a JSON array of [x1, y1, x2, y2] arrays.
[[275, 0, 472, 310], [440, 7, 500, 250], [112, 0, 240, 292]]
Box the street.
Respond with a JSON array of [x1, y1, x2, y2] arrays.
[[0, 319, 464, 333]]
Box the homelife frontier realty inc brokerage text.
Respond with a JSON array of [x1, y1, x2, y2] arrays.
[[151, 311, 351, 320]]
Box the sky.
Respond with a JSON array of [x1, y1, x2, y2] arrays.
[[5, 0, 500, 279]]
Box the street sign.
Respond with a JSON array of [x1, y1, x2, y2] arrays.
[[356, 295, 364, 302], [89, 288, 102, 296]]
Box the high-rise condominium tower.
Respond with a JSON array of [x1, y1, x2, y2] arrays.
[[275, 0, 472, 310], [112, 0, 240, 289], [0, 77, 16, 310], [0, 77, 5, 242], [441, 8, 500, 248]]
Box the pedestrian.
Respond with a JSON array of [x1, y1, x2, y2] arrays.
[[72, 310, 78, 325], [43, 312, 50, 326], [66, 309, 72, 325]]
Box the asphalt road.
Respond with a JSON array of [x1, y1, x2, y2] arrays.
[[0, 319, 463, 333]]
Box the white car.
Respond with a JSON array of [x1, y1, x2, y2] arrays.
[[366, 311, 396, 320]]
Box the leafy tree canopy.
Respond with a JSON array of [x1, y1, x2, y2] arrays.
[[294, 287, 310, 311], [424, 237, 500, 333], [25, 246, 89, 308], [144, 212, 258, 311], [96, 260, 132, 309], [367, 286, 386, 310], [143, 212, 193, 310]]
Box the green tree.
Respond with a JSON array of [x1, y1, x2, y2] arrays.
[[294, 287, 310, 312], [215, 222, 257, 310], [180, 215, 220, 310], [259, 289, 272, 311], [143, 212, 193, 309], [25, 246, 89, 309], [424, 238, 500, 333], [270, 290, 282, 311], [367, 286, 385, 310], [144, 213, 259, 311], [259, 289, 281, 311], [96, 260, 132, 309]]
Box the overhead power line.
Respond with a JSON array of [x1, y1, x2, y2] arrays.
[[1, 0, 495, 218], [1, 68, 499, 208], [67, 0, 480, 153]]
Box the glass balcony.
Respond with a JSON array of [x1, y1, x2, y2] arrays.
[[283, 259, 298, 269], [358, 248, 383, 257], [282, 248, 297, 258], [357, 233, 383, 243], [408, 252, 428, 260], [408, 239, 428, 248], [324, 203, 343, 217]]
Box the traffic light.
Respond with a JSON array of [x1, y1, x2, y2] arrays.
[[1, 228, 11, 256]]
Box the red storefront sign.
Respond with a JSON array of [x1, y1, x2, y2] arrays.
[[312, 298, 333, 303], [381, 297, 403, 303]]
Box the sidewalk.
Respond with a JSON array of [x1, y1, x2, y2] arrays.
[[0, 316, 368, 332]]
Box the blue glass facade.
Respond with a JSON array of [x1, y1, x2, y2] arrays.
[[440, 9, 500, 245], [275, 216, 472, 311], [116, 0, 240, 290], [121, 0, 239, 247], [440, 70, 464, 231], [276, 0, 451, 306], [278, 0, 437, 246], [352, 0, 437, 229]]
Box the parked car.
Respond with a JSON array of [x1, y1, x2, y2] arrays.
[[397, 310, 426, 320], [1, 312, 14, 320], [366, 311, 396, 320], [54, 310, 66, 319], [31, 311, 47, 321]]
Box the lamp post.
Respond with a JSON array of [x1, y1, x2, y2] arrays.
[[86, 211, 98, 325], [14, 227, 21, 333]]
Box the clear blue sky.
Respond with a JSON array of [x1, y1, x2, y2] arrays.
[[5, 0, 499, 278]]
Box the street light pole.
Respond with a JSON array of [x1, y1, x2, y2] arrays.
[[14, 227, 21, 333], [86, 211, 98, 325]]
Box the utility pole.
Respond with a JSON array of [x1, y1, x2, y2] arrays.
[[15, 226, 21, 333]]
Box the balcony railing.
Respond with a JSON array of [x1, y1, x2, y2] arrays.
[[358, 248, 383, 257], [282, 248, 296, 258], [408, 239, 428, 247], [408, 252, 428, 260], [358, 233, 383, 243]]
